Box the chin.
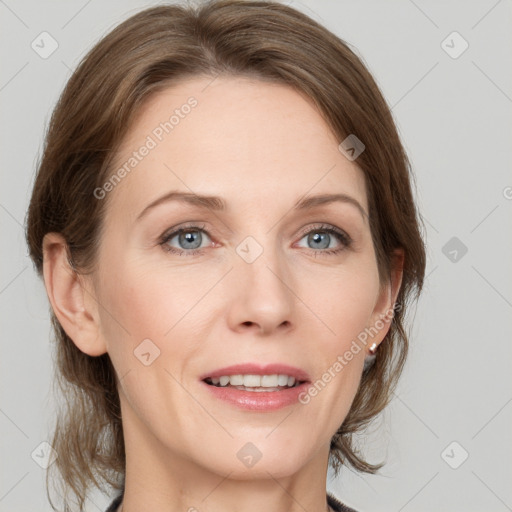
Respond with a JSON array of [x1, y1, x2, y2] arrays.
[[215, 460, 305, 481], [199, 440, 314, 480]]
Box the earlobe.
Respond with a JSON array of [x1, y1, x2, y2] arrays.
[[42, 232, 107, 356], [367, 248, 405, 350]]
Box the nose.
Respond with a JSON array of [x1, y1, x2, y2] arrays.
[[226, 244, 295, 336]]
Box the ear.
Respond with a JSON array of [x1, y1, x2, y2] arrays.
[[367, 248, 404, 350], [42, 232, 107, 356]]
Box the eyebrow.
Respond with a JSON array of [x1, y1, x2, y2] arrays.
[[295, 193, 368, 220], [136, 191, 368, 221]]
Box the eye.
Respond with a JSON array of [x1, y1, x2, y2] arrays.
[[158, 222, 352, 257], [295, 224, 352, 255], [159, 223, 212, 256]]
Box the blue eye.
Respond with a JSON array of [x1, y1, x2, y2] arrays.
[[159, 223, 352, 257], [160, 223, 212, 256], [296, 224, 352, 255]]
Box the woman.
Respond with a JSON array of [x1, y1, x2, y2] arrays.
[[25, 1, 426, 511]]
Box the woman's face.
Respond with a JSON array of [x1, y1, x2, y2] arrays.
[[86, 75, 398, 480]]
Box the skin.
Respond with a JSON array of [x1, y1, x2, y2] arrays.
[[43, 75, 403, 512]]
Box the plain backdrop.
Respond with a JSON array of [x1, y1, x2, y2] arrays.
[[1, 1, 511, 511]]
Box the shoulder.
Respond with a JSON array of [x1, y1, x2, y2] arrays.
[[327, 491, 359, 512]]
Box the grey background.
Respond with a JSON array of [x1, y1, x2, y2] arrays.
[[1, 0, 511, 510]]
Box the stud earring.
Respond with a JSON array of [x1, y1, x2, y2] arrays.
[[363, 342, 378, 371]]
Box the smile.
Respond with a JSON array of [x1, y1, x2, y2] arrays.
[[204, 373, 303, 391]]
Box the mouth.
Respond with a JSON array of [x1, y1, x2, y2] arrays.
[[200, 364, 311, 411], [203, 374, 306, 392], [200, 362, 310, 395]]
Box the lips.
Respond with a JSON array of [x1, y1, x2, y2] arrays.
[[199, 363, 312, 410]]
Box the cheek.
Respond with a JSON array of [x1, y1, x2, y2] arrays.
[[94, 260, 202, 416], [298, 267, 378, 426], [98, 255, 206, 338], [301, 260, 380, 343], [95, 255, 222, 388]]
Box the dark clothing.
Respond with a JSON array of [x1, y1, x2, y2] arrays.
[[105, 491, 357, 512], [105, 493, 122, 512], [327, 492, 358, 512]]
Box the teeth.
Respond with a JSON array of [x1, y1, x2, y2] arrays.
[[244, 374, 261, 387], [230, 375, 244, 386], [208, 374, 300, 388], [277, 375, 288, 386], [261, 375, 278, 387]]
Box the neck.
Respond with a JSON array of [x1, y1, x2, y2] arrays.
[[117, 406, 333, 512], [117, 499, 335, 512]]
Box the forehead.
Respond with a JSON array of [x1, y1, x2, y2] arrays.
[[107, 75, 368, 217]]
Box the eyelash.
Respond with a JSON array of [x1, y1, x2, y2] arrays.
[[158, 222, 352, 257]]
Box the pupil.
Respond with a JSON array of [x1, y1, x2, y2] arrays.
[[180, 230, 201, 249], [309, 232, 329, 249]]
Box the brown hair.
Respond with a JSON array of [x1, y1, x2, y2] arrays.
[[25, 0, 426, 509]]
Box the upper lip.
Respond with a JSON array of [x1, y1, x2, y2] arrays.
[[200, 363, 311, 382]]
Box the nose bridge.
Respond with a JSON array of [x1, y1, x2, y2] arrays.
[[228, 232, 295, 334]]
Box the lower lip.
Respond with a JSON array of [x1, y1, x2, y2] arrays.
[[201, 381, 311, 411]]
